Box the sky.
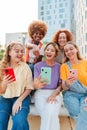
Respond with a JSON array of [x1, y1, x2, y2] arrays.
[[0, 0, 38, 45]]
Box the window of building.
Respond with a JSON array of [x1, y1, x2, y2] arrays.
[[42, 17, 44, 20], [63, 19, 67, 23], [41, 12, 44, 15], [47, 0, 51, 4], [59, 8, 65, 13], [86, 33, 87, 41], [85, 10, 87, 18], [41, 6, 44, 10], [54, 21, 55, 24], [54, 10, 55, 13], [59, 14, 63, 18], [55, 0, 57, 2], [59, 3, 63, 7], [65, 2, 68, 6], [49, 5, 52, 9], [55, 4, 57, 8], [55, 15, 57, 19], [47, 16, 51, 20], [49, 21, 52, 25], [42, 1, 44, 5], [85, 45, 87, 53], [59, 20, 61, 24], [46, 11, 50, 15], [86, 0, 87, 6], [61, 23, 65, 28], [46, 6, 48, 10], [82, 47, 83, 54]]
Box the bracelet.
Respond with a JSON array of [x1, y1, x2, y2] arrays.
[[64, 80, 69, 89]]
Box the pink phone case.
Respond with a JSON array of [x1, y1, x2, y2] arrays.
[[69, 69, 78, 78]]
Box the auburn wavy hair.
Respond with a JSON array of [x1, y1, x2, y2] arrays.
[[52, 29, 73, 47], [28, 20, 47, 39]]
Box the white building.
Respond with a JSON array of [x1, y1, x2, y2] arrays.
[[76, 0, 87, 58], [38, 0, 76, 41], [5, 32, 28, 46]]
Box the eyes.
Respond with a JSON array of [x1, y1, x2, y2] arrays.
[[46, 48, 55, 53], [64, 47, 74, 53], [35, 32, 43, 36], [13, 49, 24, 54], [59, 36, 67, 40]]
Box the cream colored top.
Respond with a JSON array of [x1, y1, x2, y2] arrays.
[[2, 62, 34, 98]]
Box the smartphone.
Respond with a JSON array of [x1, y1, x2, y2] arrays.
[[4, 68, 16, 81], [69, 69, 78, 79], [41, 67, 52, 84]]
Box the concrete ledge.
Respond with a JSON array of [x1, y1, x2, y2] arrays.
[[29, 104, 69, 116]]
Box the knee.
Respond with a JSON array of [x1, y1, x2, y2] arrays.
[[13, 115, 27, 125]]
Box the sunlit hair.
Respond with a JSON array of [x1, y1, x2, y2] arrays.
[[0, 41, 24, 81], [52, 29, 73, 48], [63, 41, 83, 63], [28, 20, 47, 40], [44, 42, 59, 57]]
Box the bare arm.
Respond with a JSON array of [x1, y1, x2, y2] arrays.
[[47, 85, 62, 103], [12, 89, 32, 115], [51, 85, 62, 97], [62, 76, 76, 90], [0, 75, 15, 94]]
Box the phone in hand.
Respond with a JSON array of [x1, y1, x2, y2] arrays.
[[41, 67, 52, 84], [69, 69, 78, 79], [4, 68, 16, 81]]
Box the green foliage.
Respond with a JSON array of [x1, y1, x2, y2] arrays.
[[0, 49, 5, 61], [43, 40, 48, 45]]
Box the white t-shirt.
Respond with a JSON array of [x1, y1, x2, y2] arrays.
[[26, 42, 45, 63]]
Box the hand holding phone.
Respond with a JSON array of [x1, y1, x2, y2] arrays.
[[41, 67, 52, 84], [4, 68, 16, 81], [69, 69, 78, 79]]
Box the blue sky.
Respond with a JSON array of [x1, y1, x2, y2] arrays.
[[0, 0, 38, 45]]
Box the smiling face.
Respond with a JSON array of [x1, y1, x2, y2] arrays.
[[32, 30, 43, 44], [9, 44, 24, 64], [58, 32, 67, 49], [64, 43, 78, 60], [44, 44, 57, 61]]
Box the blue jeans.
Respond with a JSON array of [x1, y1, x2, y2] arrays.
[[0, 96, 30, 130], [63, 81, 87, 130]]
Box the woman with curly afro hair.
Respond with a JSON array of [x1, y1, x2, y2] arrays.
[[52, 29, 73, 64], [25, 20, 47, 77]]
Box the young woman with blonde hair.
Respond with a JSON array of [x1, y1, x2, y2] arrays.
[[0, 41, 33, 130]]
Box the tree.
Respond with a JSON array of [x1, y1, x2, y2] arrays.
[[0, 49, 5, 61]]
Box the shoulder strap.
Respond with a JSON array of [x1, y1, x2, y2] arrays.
[[38, 42, 43, 49], [66, 62, 72, 69], [25, 48, 29, 62]]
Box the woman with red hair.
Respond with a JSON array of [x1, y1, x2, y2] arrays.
[[52, 29, 73, 64]]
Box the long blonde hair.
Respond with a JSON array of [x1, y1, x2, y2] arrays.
[[0, 41, 24, 81], [63, 41, 83, 63]]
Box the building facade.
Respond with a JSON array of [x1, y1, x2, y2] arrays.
[[76, 0, 87, 59], [38, 0, 76, 41], [5, 32, 28, 46]]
